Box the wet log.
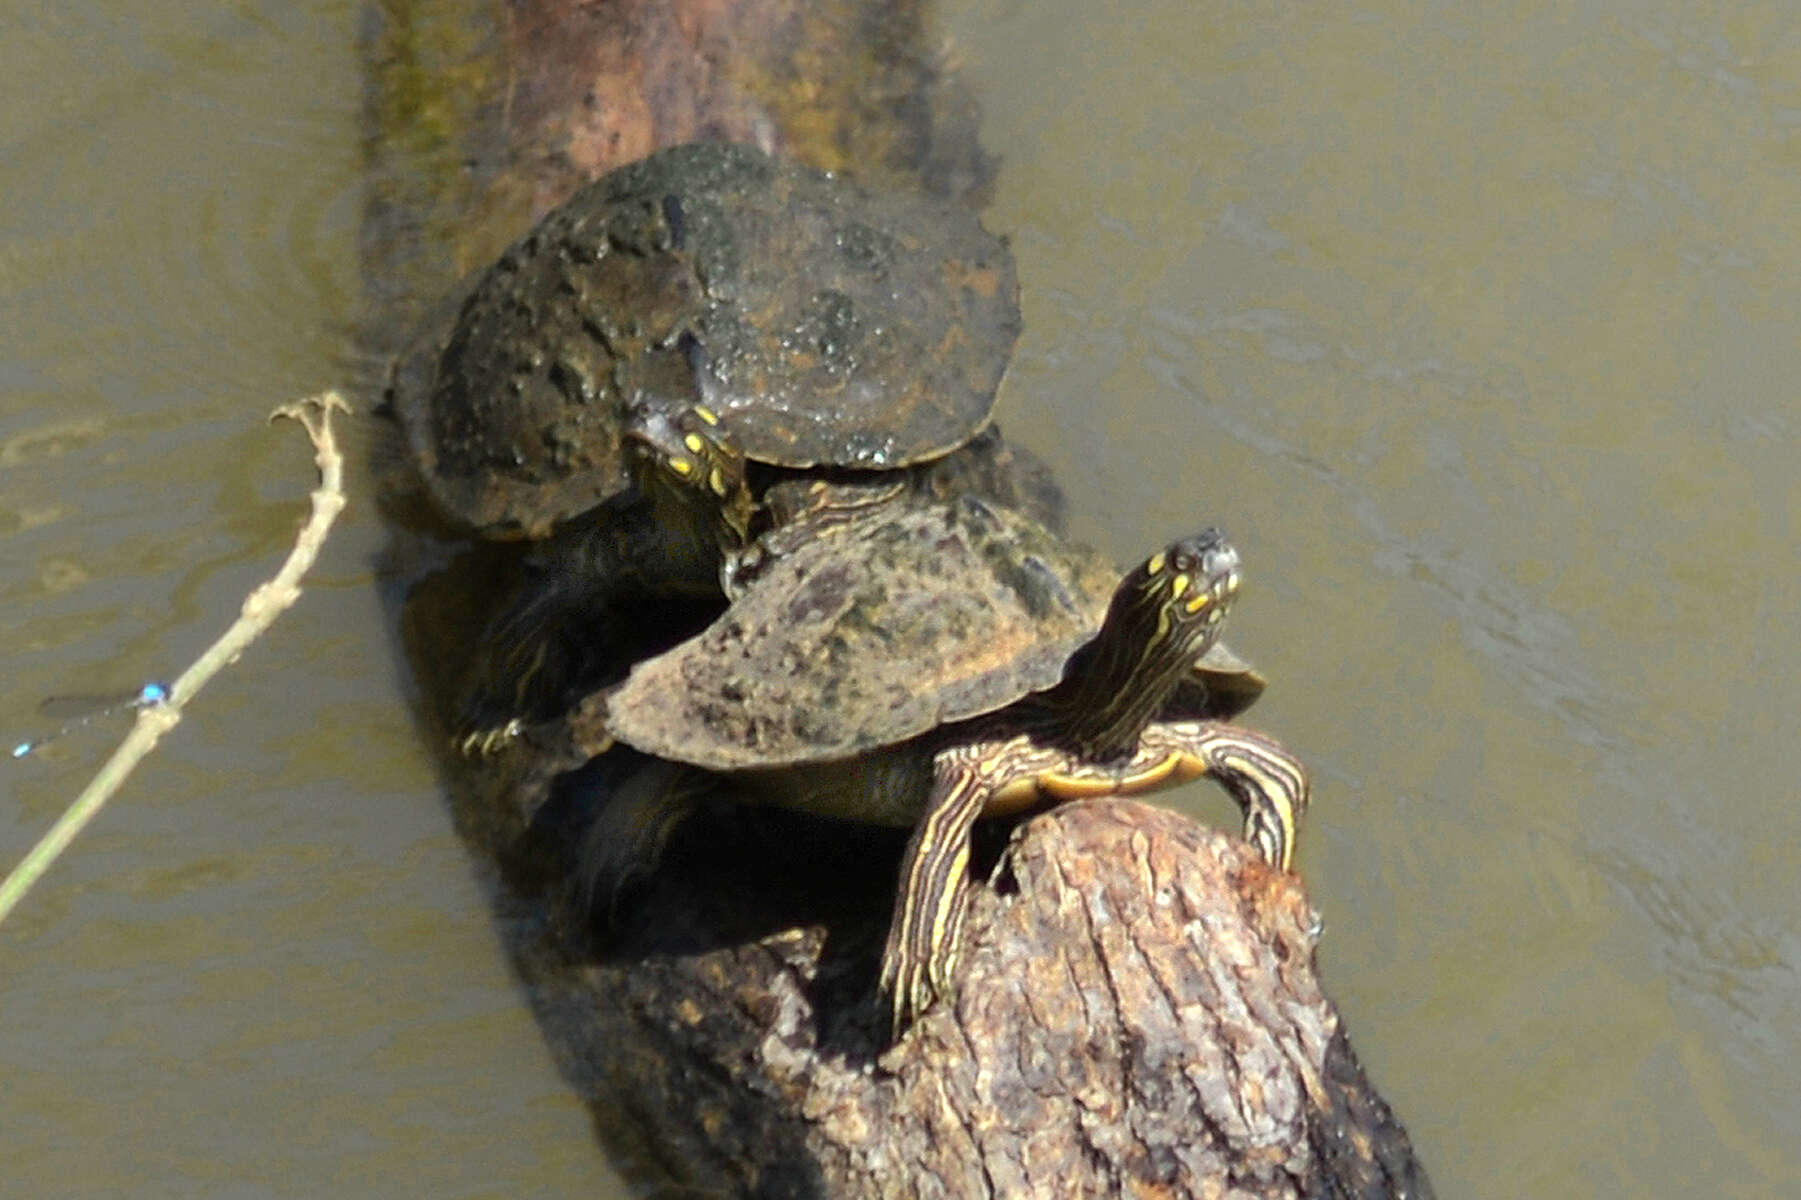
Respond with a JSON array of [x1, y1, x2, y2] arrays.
[[360, 0, 991, 322], [493, 0, 995, 223], [368, 0, 1435, 1195]]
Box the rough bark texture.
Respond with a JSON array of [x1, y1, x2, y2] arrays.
[[431, 717, 1434, 1199], [368, 1, 1436, 1195]]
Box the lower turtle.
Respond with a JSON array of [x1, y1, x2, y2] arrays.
[[456, 402, 1075, 752], [565, 496, 1308, 1033]]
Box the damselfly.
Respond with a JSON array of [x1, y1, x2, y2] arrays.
[[11, 682, 170, 759]]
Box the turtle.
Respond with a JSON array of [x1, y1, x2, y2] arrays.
[[453, 404, 1072, 752], [563, 496, 1308, 1033], [384, 142, 1025, 747], [391, 140, 1023, 541]]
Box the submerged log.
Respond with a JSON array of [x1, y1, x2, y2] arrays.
[[368, 0, 1435, 1195]]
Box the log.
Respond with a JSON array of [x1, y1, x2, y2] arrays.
[[360, 0, 992, 320], [493, 751, 1433, 1198], [368, 0, 1436, 1195], [493, 0, 996, 221]]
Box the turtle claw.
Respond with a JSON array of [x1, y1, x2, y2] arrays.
[[880, 921, 972, 1038], [1194, 727, 1308, 874], [879, 944, 936, 1039], [454, 718, 525, 759], [881, 769, 986, 1039]]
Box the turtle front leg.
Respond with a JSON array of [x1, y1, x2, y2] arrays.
[[879, 749, 995, 1035], [1179, 722, 1311, 871], [456, 568, 589, 755], [456, 498, 720, 755]]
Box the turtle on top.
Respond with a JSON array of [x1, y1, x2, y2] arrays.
[[392, 140, 1022, 540], [387, 140, 1033, 746]]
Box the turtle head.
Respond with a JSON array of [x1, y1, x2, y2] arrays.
[[1055, 529, 1241, 761], [1129, 529, 1240, 664], [625, 402, 754, 546]]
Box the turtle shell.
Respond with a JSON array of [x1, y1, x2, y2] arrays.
[[583, 496, 1263, 772], [396, 142, 1022, 538]]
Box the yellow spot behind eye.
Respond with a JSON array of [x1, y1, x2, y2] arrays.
[[709, 467, 727, 496], [683, 433, 706, 455], [694, 405, 720, 425], [668, 457, 694, 477], [1146, 552, 1167, 577], [1169, 573, 1190, 601], [1185, 592, 1211, 613]]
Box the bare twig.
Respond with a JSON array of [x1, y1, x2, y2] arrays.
[[0, 390, 352, 929]]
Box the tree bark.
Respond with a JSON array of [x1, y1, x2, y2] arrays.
[[446, 726, 1434, 1198]]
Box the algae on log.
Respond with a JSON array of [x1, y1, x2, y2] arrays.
[[496, 0, 995, 221], [369, 0, 1435, 1194], [362, 0, 992, 318]]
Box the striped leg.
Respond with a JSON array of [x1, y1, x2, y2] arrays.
[[569, 756, 705, 926], [879, 755, 991, 1035], [1192, 723, 1309, 871]]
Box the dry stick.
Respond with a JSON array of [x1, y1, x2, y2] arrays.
[[0, 390, 351, 929]]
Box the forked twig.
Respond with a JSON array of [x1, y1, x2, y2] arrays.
[[0, 390, 352, 928]]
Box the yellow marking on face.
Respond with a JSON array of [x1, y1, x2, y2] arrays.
[[708, 466, 727, 496], [694, 405, 719, 425], [668, 456, 694, 477], [682, 432, 707, 455], [1169, 572, 1190, 601], [1146, 552, 1167, 577], [1184, 591, 1212, 613]]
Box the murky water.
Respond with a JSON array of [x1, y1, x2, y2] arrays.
[[944, 2, 1801, 1194], [1, 2, 615, 1194], [3, 1, 1796, 1196]]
